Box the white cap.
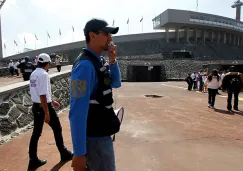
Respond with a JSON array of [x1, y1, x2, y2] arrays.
[[37, 53, 51, 63]]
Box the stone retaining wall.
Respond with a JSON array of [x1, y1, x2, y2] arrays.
[[0, 67, 9, 77], [0, 70, 71, 142], [118, 54, 243, 81]]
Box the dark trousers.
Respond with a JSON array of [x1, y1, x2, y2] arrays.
[[15, 69, 19, 76], [29, 103, 66, 159], [9, 67, 14, 76], [57, 65, 61, 72], [199, 79, 203, 91], [193, 81, 197, 90], [208, 88, 217, 107], [227, 89, 240, 110], [23, 73, 31, 81], [187, 82, 192, 90]]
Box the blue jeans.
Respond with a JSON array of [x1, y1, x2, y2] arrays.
[[85, 137, 116, 171]]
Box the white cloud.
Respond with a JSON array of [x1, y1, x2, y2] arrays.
[[49, 30, 84, 47], [31, 0, 102, 13], [2, 0, 17, 9], [17, 32, 42, 50]]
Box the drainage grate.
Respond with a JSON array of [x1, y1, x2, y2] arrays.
[[144, 94, 163, 98]]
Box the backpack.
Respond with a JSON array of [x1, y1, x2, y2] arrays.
[[24, 62, 34, 73], [229, 74, 242, 90]]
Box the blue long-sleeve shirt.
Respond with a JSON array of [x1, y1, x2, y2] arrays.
[[69, 48, 121, 156]]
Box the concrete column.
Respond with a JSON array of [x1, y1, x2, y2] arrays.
[[203, 29, 206, 42], [184, 28, 189, 42], [165, 28, 169, 43], [194, 29, 198, 42], [175, 28, 179, 43], [229, 34, 232, 44], [238, 36, 240, 46], [224, 32, 226, 44], [211, 31, 214, 42], [218, 32, 221, 43]]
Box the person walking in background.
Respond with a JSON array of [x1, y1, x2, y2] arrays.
[[8, 60, 14, 76], [221, 66, 243, 111], [191, 72, 198, 90], [28, 53, 73, 170], [202, 74, 208, 93], [205, 69, 220, 109], [185, 73, 193, 91], [17, 56, 36, 81], [55, 55, 62, 72], [198, 70, 203, 92], [14, 60, 19, 76]]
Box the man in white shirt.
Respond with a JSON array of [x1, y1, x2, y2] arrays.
[[8, 60, 14, 76], [14, 60, 19, 76], [28, 53, 73, 170], [55, 55, 61, 72]]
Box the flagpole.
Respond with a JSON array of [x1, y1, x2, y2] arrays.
[[142, 20, 143, 33], [72, 31, 74, 42], [128, 23, 129, 34]]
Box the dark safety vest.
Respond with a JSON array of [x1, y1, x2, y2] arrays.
[[72, 50, 121, 137]]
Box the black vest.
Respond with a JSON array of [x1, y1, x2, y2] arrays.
[[72, 50, 121, 137]]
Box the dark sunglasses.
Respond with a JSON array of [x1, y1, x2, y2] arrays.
[[95, 31, 111, 37]]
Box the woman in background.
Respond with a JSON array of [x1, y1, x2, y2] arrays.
[[205, 69, 220, 109], [202, 74, 208, 93]]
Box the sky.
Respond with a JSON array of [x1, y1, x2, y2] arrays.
[[1, 0, 238, 57]]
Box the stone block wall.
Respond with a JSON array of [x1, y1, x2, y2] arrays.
[[118, 54, 243, 81], [0, 70, 71, 142], [0, 67, 10, 77]]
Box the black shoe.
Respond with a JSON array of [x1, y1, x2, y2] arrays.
[[234, 108, 239, 111], [60, 149, 73, 161], [28, 158, 47, 170]]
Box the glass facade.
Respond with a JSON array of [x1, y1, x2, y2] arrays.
[[190, 15, 243, 31], [153, 16, 160, 28]]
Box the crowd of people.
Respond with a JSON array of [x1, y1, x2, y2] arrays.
[[6, 55, 63, 81], [185, 67, 243, 111]]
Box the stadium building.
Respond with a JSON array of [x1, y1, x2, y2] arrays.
[[2, 8, 243, 81]]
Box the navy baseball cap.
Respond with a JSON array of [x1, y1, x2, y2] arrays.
[[25, 56, 30, 60], [84, 18, 119, 36]]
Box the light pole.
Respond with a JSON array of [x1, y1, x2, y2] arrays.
[[0, 0, 8, 58]]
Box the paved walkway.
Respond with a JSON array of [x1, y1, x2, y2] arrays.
[[0, 65, 72, 87], [1, 82, 243, 170]]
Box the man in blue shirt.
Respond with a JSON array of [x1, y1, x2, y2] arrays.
[[69, 18, 121, 171]]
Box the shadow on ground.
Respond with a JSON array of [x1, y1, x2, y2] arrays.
[[214, 108, 235, 115], [50, 161, 69, 171], [214, 108, 243, 116]]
